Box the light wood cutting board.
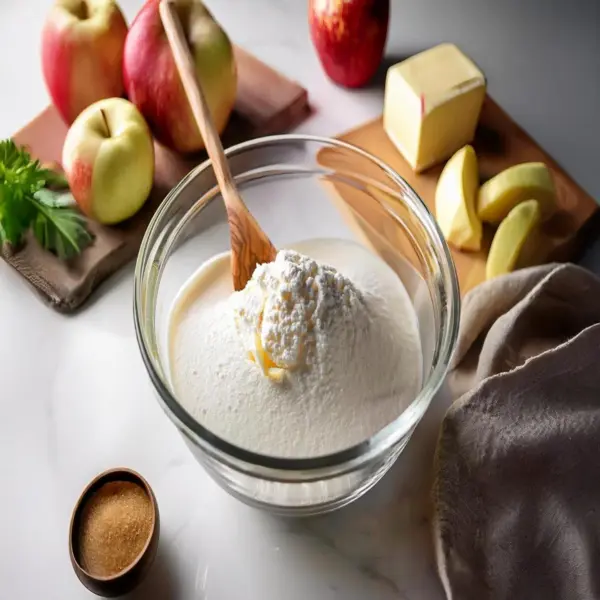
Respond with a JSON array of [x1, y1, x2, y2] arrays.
[[2, 47, 310, 312], [321, 96, 598, 296]]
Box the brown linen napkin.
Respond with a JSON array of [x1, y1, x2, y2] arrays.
[[433, 262, 600, 600]]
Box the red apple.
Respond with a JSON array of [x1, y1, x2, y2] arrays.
[[309, 0, 389, 88], [41, 0, 128, 125], [123, 0, 237, 154]]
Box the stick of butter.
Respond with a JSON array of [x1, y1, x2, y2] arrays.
[[383, 43, 486, 173]]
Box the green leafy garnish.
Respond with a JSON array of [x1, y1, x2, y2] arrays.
[[32, 203, 93, 261], [41, 169, 69, 190], [0, 140, 92, 259], [34, 188, 78, 208]]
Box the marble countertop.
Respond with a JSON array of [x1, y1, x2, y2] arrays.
[[1, 1, 598, 598]]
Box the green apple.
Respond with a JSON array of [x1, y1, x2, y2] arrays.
[[62, 98, 155, 224]]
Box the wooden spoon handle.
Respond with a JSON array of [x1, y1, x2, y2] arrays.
[[159, 0, 277, 291], [159, 0, 239, 205]]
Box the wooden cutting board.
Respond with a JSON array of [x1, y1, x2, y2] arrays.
[[321, 97, 598, 296], [2, 46, 309, 312]]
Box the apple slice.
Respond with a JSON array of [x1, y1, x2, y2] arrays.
[[434, 145, 482, 251], [486, 199, 542, 280], [477, 162, 556, 225]]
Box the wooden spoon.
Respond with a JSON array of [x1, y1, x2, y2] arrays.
[[159, 0, 277, 291]]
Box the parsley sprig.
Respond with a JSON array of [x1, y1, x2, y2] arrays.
[[0, 140, 92, 260]]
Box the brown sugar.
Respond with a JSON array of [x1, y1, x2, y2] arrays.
[[77, 480, 153, 578]]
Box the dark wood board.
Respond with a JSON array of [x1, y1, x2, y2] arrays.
[[2, 46, 310, 312]]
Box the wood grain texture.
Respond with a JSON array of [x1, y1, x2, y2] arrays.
[[2, 46, 309, 312], [321, 96, 598, 296], [160, 1, 277, 292]]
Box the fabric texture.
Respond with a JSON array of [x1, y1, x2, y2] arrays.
[[433, 263, 600, 600]]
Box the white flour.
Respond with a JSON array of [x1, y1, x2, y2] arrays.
[[168, 238, 423, 458], [231, 249, 364, 380]]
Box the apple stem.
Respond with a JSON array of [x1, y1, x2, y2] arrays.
[[75, 0, 89, 20], [99, 109, 110, 138]]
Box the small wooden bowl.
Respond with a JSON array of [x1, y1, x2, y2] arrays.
[[69, 468, 160, 597]]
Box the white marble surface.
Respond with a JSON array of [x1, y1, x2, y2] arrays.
[[1, 1, 599, 598]]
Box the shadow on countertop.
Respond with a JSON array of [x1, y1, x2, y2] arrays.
[[125, 544, 180, 600]]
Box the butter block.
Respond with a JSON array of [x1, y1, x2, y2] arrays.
[[383, 43, 486, 172]]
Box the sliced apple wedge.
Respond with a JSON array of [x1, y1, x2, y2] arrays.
[[435, 145, 482, 251], [486, 199, 542, 280], [477, 162, 556, 225]]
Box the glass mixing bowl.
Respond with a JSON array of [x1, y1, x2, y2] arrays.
[[134, 135, 460, 516]]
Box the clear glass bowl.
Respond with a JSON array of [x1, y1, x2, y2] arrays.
[[134, 135, 460, 516]]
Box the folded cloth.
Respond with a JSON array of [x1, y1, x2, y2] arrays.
[[433, 263, 600, 600]]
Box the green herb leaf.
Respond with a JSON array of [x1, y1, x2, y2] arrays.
[[34, 188, 78, 208], [40, 169, 69, 190], [0, 140, 47, 246], [0, 181, 37, 246], [31, 199, 94, 260], [0, 139, 93, 260]]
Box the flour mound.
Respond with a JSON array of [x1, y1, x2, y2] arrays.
[[231, 250, 364, 377]]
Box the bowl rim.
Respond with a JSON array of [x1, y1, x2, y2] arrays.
[[133, 133, 460, 478]]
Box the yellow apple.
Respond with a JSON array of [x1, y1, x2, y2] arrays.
[[62, 98, 155, 225], [486, 199, 542, 280], [477, 162, 556, 224], [434, 145, 482, 251]]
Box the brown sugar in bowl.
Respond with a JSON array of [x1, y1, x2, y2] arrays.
[[69, 468, 160, 597]]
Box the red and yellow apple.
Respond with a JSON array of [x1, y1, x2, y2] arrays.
[[62, 98, 155, 225], [123, 0, 237, 154], [309, 0, 389, 88], [41, 0, 128, 125]]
